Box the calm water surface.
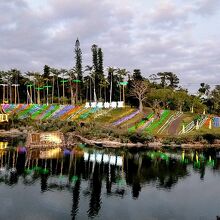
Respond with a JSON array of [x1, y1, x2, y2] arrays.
[[0, 139, 220, 220]]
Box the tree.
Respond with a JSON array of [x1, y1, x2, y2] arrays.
[[117, 68, 129, 102], [107, 67, 117, 103], [211, 85, 220, 113], [198, 83, 210, 97], [91, 44, 98, 73], [75, 38, 83, 102], [167, 72, 179, 89], [97, 48, 104, 100], [133, 69, 143, 81], [129, 80, 150, 112], [85, 65, 97, 102]]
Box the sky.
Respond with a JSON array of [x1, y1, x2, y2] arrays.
[[0, 0, 220, 92]]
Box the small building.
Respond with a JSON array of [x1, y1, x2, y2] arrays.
[[26, 132, 65, 148]]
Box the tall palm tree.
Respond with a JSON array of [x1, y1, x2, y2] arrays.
[[50, 68, 60, 104], [60, 69, 68, 104], [99, 77, 109, 102], [117, 68, 129, 102], [25, 71, 36, 104], [68, 68, 76, 105], [33, 73, 44, 104], [85, 65, 97, 102], [107, 67, 117, 103]]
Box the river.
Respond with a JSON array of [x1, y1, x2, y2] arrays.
[[0, 139, 219, 219]]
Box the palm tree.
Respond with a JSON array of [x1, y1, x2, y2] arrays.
[[68, 68, 76, 105], [99, 77, 109, 102], [85, 65, 97, 102], [25, 71, 36, 104], [60, 69, 68, 104], [117, 68, 129, 102], [33, 73, 44, 104], [50, 68, 60, 104], [107, 67, 117, 103]]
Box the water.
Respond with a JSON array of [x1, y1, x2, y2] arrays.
[[0, 141, 220, 220]]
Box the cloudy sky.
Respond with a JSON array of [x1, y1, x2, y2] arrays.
[[0, 0, 220, 92]]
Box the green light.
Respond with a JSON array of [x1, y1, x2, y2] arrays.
[[44, 85, 52, 88], [60, 79, 68, 83], [35, 87, 44, 90], [72, 175, 78, 182], [119, 81, 128, 85], [72, 79, 81, 83]]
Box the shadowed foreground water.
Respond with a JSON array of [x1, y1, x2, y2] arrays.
[[0, 142, 220, 220]]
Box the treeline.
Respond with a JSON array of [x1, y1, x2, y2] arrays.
[[0, 39, 219, 114]]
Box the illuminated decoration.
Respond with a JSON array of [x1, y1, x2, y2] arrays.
[[60, 79, 69, 83], [119, 81, 128, 86], [91, 102, 97, 108], [0, 114, 8, 122], [129, 112, 154, 132], [104, 102, 110, 108], [79, 107, 99, 119], [191, 106, 194, 113], [72, 79, 81, 83], [97, 102, 104, 108], [61, 106, 80, 120], [64, 149, 71, 156], [39, 148, 61, 159], [145, 110, 170, 133], [26, 132, 65, 148], [157, 111, 183, 134], [94, 108, 112, 119], [196, 120, 199, 130], [182, 124, 186, 134], [31, 104, 49, 119], [85, 102, 90, 108], [113, 110, 140, 126], [17, 147, 27, 153], [213, 117, 220, 127], [84, 152, 123, 166], [117, 101, 124, 108], [85, 101, 124, 109], [0, 142, 8, 149], [110, 101, 117, 108], [209, 119, 212, 129], [40, 133, 62, 144], [203, 109, 206, 115], [179, 115, 207, 134]]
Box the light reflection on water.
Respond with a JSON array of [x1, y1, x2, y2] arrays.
[[0, 141, 220, 219]]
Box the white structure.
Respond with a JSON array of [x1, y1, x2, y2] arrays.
[[91, 102, 97, 108], [104, 102, 110, 108], [97, 102, 104, 108], [85, 102, 91, 108]]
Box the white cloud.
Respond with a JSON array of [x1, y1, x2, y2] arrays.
[[0, 0, 219, 92]]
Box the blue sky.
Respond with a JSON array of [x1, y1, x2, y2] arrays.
[[0, 0, 220, 92]]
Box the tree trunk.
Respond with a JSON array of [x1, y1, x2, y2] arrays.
[[52, 75, 54, 104], [57, 77, 60, 104], [110, 72, 112, 103], [139, 100, 143, 112]]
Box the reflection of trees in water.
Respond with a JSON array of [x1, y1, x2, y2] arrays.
[[0, 148, 220, 218], [87, 162, 102, 218]]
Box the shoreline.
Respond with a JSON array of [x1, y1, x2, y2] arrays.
[[1, 130, 220, 149]]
